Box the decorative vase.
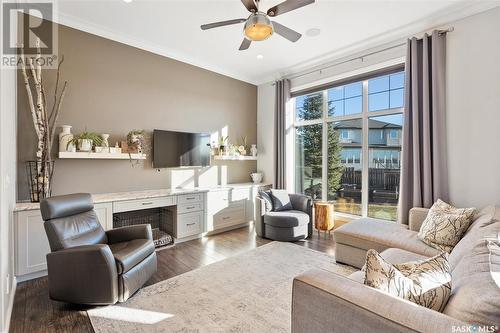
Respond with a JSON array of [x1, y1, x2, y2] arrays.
[[26, 160, 54, 202], [101, 134, 110, 152], [78, 139, 93, 152], [251, 172, 263, 184], [250, 144, 257, 157], [58, 125, 73, 152]]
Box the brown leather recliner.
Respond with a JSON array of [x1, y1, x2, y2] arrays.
[[40, 193, 157, 305]]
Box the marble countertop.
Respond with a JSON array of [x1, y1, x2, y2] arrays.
[[15, 182, 271, 212]]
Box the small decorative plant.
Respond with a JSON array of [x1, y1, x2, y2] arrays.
[[67, 132, 103, 151], [218, 136, 229, 156], [127, 130, 145, 153], [237, 136, 248, 155]]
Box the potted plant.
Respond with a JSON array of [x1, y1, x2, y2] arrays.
[[67, 132, 103, 152], [218, 136, 228, 156], [127, 130, 145, 153]]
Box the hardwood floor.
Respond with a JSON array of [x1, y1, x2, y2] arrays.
[[9, 225, 336, 333]]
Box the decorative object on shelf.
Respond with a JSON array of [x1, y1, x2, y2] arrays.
[[20, 39, 68, 202], [101, 133, 110, 152], [251, 172, 263, 184], [250, 144, 257, 157], [109, 142, 122, 154], [218, 136, 228, 156], [237, 136, 249, 156], [25, 160, 54, 202], [59, 125, 73, 152], [67, 132, 103, 152], [127, 130, 145, 153]]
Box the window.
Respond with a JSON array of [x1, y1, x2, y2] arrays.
[[293, 69, 404, 221]]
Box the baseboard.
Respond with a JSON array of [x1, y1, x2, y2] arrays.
[[2, 276, 17, 333], [16, 270, 47, 283]]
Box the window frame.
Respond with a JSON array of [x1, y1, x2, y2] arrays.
[[292, 68, 404, 219]]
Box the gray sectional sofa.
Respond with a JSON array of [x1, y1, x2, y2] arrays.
[[292, 207, 500, 332]]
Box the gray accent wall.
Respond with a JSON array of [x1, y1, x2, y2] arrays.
[[17, 21, 257, 201]]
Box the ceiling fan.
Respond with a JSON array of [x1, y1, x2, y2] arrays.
[[200, 0, 315, 50]]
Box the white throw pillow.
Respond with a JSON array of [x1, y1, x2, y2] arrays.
[[417, 199, 476, 252], [364, 249, 451, 312]]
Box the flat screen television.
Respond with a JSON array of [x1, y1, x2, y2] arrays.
[[153, 129, 210, 168]]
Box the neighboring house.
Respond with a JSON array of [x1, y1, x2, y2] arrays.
[[334, 118, 402, 170]]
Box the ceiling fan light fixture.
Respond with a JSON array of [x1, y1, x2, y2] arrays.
[[244, 13, 273, 41]]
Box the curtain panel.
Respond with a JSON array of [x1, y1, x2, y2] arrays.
[[398, 31, 449, 224], [274, 79, 290, 189]]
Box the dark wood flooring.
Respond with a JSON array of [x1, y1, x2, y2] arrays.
[[9, 225, 336, 333]]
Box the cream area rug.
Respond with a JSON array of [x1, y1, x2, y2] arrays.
[[88, 242, 356, 333]]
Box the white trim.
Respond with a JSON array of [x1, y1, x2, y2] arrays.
[[271, 1, 500, 84], [291, 57, 406, 94], [1, 277, 16, 333], [27, 1, 500, 85]]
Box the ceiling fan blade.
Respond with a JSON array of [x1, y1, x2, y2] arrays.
[[267, 0, 315, 17], [272, 21, 301, 42], [241, 0, 258, 13], [201, 18, 246, 30], [239, 38, 252, 51]]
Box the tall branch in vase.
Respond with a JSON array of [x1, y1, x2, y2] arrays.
[[20, 39, 68, 201]]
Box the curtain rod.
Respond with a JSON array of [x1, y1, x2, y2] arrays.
[[272, 27, 454, 85]]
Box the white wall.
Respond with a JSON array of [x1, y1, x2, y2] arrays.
[[0, 67, 17, 333], [258, 6, 500, 207], [257, 83, 276, 185], [446, 6, 500, 208], [0, 5, 18, 333]]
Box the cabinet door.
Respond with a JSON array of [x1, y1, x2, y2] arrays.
[[94, 202, 113, 230], [15, 210, 50, 275]]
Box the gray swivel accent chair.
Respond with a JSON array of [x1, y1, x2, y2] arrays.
[[255, 189, 313, 241], [40, 193, 157, 305]]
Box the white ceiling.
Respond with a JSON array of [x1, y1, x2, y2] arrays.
[[53, 0, 499, 84]]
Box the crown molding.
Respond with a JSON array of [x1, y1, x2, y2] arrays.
[[46, 1, 500, 86], [257, 0, 500, 84], [45, 10, 260, 85]]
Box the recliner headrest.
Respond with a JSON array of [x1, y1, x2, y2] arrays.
[[40, 193, 94, 221]]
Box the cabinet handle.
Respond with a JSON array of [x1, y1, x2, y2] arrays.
[[142, 202, 153, 205], [186, 223, 196, 226], [186, 206, 195, 210], [186, 197, 196, 200], [223, 216, 231, 220]]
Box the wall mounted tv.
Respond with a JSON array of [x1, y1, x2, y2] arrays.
[[153, 129, 210, 168]]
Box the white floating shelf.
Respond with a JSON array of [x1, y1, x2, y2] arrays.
[[58, 152, 147, 160], [213, 155, 257, 161]]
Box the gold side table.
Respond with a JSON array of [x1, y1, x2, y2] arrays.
[[314, 202, 335, 239]]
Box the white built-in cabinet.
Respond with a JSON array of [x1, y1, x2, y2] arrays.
[[14, 184, 270, 282], [14, 202, 112, 279]]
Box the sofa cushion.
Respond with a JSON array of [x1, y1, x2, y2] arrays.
[[443, 220, 500, 326], [258, 190, 273, 211], [350, 248, 429, 283], [418, 199, 476, 253], [109, 239, 155, 274], [449, 208, 495, 269], [270, 189, 292, 211], [263, 210, 309, 228], [364, 250, 451, 312], [334, 218, 440, 257]]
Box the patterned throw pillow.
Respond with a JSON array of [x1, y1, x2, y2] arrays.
[[417, 199, 476, 252], [364, 249, 452, 312]]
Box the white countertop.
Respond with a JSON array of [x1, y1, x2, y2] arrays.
[[14, 182, 271, 212]]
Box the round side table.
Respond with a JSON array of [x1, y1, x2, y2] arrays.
[[314, 202, 335, 239]]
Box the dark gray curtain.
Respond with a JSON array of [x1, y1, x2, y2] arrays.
[[274, 79, 290, 189], [398, 31, 449, 225]]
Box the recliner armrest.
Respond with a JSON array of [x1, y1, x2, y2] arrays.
[[106, 224, 153, 244], [47, 244, 118, 305]]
